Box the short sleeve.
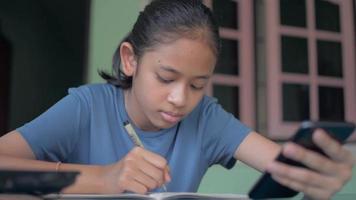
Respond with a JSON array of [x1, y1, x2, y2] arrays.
[[17, 88, 90, 162], [199, 96, 251, 169]]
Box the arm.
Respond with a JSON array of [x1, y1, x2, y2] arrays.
[[0, 130, 107, 193], [0, 131, 170, 194], [235, 130, 354, 199], [234, 131, 281, 172]]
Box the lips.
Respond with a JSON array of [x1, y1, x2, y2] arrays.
[[160, 111, 183, 123]]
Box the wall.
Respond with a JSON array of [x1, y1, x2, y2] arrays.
[[86, 0, 144, 83]]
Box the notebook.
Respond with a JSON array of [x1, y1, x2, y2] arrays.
[[43, 192, 248, 200]]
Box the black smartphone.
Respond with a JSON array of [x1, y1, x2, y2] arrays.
[[0, 170, 79, 195], [248, 121, 355, 199]]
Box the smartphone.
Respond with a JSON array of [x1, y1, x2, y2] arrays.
[[0, 170, 79, 195], [248, 121, 355, 199]]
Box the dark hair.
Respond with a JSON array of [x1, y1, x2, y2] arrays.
[[99, 0, 220, 88]]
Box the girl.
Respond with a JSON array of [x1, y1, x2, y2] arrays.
[[0, 0, 353, 199]]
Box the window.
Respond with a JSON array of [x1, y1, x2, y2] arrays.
[[282, 83, 310, 121], [315, 0, 341, 32], [215, 38, 239, 75], [281, 36, 309, 74], [280, 0, 307, 27], [264, 0, 356, 139], [213, 84, 240, 117], [318, 86, 345, 121], [204, 0, 255, 128], [317, 40, 343, 77]]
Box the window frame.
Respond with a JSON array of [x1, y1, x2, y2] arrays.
[[204, 0, 255, 128], [265, 0, 356, 139]]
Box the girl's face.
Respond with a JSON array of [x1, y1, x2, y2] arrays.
[[125, 38, 216, 131]]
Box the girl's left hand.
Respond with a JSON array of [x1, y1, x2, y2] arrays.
[[266, 129, 355, 200]]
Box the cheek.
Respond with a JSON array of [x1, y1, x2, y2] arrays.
[[147, 88, 167, 104], [136, 76, 167, 105]]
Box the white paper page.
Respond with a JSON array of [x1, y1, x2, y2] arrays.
[[44, 193, 249, 200], [149, 192, 249, 200], [43, 193, 154, 200]]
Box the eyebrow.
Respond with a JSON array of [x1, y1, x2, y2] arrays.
[[159, 66, 211, 79]]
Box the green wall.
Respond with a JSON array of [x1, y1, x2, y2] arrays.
[[199, 161, 356, 196], [198, 163, 261, 194], [87, 0, 143, 83]]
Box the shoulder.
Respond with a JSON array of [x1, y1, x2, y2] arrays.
[[189, 95, 250, 132], [68, 83, 118, 96], [192, 95, 220, 116], [183, 95, 228, 127], [67, 83, 121, 103], [182, 95, 216, 122]]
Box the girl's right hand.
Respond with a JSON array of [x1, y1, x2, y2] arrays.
[[98, 147, 171, 194]]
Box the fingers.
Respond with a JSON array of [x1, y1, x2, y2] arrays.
[[268, 161, 340, 189], [283, 137, 353, 178], [267, 161, 344, 199], [164, 166, 171, 182], [285, 141, 352, 182], [313, 130, 354, 165], [118, 171, 151, 194], [116, 147, 170, 193], [271, 173, 334, 200], [266, 130, 355, 200], [312, 130, 354, 184], [131, 147, 171, 182], [135, 155, 166, 186], [282, 142, 336, 175], [139, 147, 169, 169]]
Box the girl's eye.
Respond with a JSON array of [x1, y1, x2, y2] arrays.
[[156, 74, 205, 90], [191, 84, 204, 90], [157, 75, 173, 83]]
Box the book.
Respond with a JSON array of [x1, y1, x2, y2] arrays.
[[43, 192, 249, 200]]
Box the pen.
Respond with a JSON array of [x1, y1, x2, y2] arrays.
[[123, 121, 168, 192]]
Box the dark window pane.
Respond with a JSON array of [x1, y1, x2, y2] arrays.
[[319, 86, 344, 121], [280, 0, 307, 27], [315, 0, 340, 32], [281, 36, 309, 74], [215, 39, 239, 75], [213, 84, 239, 118], [283, 83, 310, 121], [213, 0, 238, 29], [317, 40, 342, 77]]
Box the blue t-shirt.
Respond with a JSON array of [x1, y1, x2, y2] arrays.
[[18, 83, 251, 192]]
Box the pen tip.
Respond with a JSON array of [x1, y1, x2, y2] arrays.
[[162, 185, 168, 192]]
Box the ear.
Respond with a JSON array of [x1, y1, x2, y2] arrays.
[[120, 42, 138, 77]]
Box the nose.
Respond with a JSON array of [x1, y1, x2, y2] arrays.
[[167, 84, 187, 107]]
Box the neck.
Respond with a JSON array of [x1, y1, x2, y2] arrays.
[[123, 89, 159, 131]]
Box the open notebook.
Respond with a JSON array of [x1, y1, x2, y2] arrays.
[[44, 192, 248, 200]]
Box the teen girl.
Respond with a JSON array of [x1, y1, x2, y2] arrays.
[[0, 0, 353, 199]]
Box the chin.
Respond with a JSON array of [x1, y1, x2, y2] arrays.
[[154, 120, 177, 130]]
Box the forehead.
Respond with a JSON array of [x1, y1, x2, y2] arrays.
[[141, 38, 217, 76]]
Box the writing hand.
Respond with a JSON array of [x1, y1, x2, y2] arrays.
[[99, 147, 171, 194]]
